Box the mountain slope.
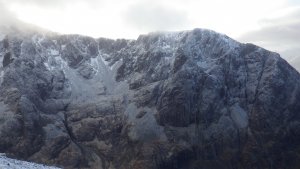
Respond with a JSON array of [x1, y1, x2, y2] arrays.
[[0, 28, 300, 169]]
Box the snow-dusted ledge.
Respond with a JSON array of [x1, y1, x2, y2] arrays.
[[0, 154, 61, 169]]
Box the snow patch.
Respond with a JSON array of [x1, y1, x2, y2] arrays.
[[220, 34, 239, 49], [54, 56, 69, 70], [43, 62, 51, 70], [49, 49, 59, 56], [99, 53, 110, 67], [111, 58, 122, 70], [161, 44, 171, 51], [90, 57, 100, 74], [0, 154, 61, 169], [43, 55, 69, 71]]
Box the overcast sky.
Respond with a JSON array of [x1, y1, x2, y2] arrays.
[[0, 0, 299, 70]]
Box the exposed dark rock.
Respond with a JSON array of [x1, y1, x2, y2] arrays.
[[0, 28, 299, 169], [3, 52, 13, 67]]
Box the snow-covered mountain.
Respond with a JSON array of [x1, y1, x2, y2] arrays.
[[0, 28, 300, 169]]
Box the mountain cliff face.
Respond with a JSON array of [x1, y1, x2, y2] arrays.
[[0, 28, 300, 169]]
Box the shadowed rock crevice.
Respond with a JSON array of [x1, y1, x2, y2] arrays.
[[62, 112, 89, 168], [3, 52, 13, 67]]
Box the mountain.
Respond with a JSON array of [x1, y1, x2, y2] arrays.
[[0, 28, 300, 169]]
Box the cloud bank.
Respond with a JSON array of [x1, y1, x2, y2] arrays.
[[238, 7, 300, 71]]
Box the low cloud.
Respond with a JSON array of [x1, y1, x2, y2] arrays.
[[0, 1, 50, 34], [124, 1, 190, 31], [0, 2, 19, 26], [0, 0, 108, 9], [1, 0, 75, 8], [239, 13, 300, 44], [238, 8, 300, 71]]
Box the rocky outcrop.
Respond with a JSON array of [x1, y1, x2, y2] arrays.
[[0, 28, 300, 169]]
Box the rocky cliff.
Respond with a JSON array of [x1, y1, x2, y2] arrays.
[[0, 28, 299, 169]]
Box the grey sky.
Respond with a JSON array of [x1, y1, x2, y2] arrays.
[[1, 0, 91, 8], [0, 2, 18, 26], [238, 7, 300, 71], [124, 1, 190, 31]]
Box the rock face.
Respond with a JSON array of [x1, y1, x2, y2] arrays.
[[0, 28, 300, 169]]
